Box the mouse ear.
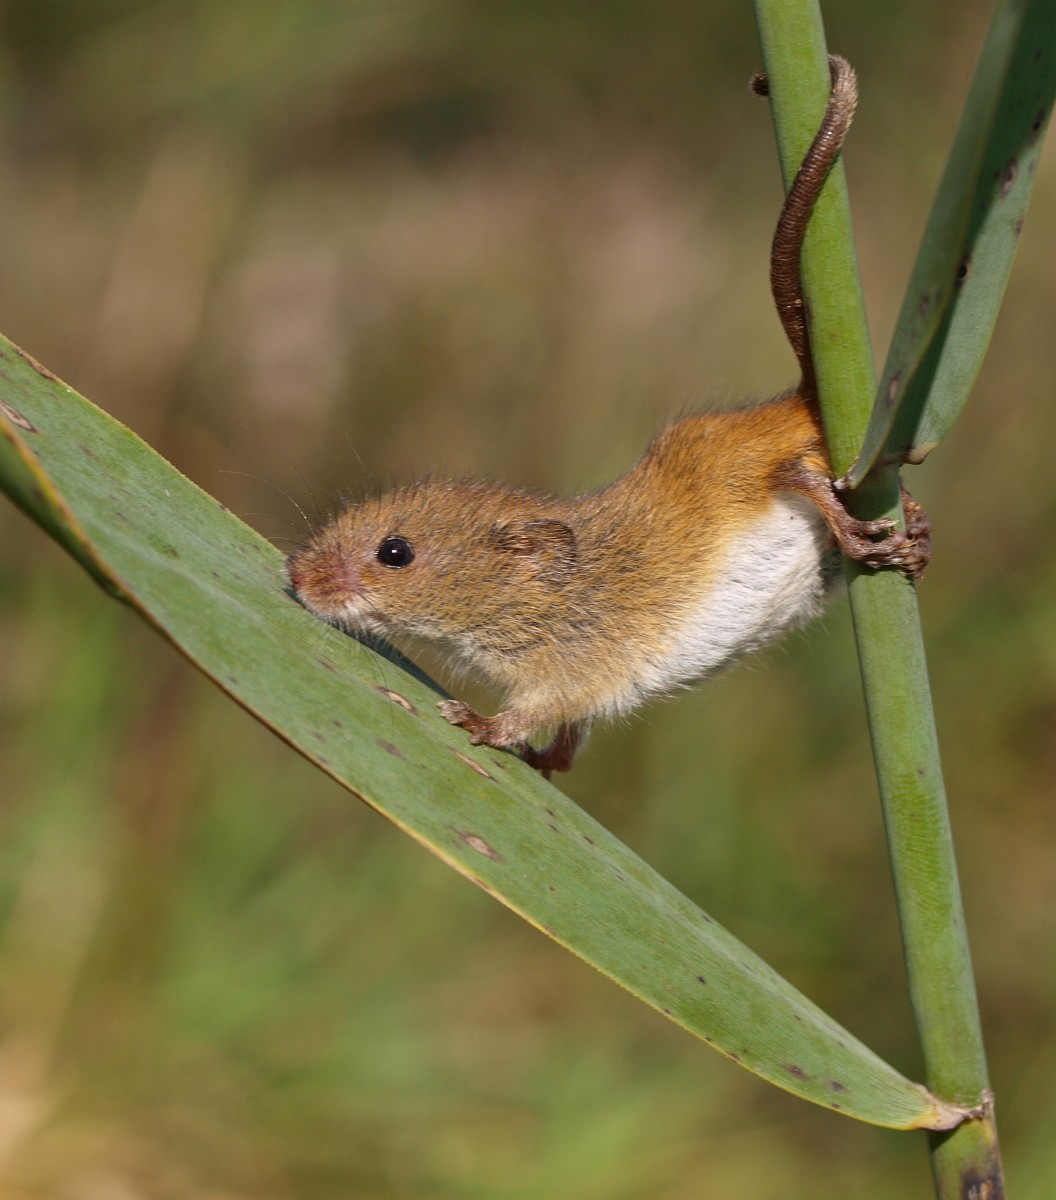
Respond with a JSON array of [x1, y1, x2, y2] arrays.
[[490, 518, 578, 586]]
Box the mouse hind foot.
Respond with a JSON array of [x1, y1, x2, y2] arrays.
[[779, 462, 932, 580]]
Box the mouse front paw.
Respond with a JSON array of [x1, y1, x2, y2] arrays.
[[438, 700, 490, 743]]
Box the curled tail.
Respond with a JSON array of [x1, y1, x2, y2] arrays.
[[752, 55, 857, 396]]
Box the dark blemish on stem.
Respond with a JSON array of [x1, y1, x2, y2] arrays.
[[886, 373, 901, 408], [960, 1166, 1004, 1199], [1029, 108, 1046, 145], [955, 255, 971, 291], [1000, 158, 1017, 198]]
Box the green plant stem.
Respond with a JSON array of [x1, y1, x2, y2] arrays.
[[752, 2, 1002, 1195]]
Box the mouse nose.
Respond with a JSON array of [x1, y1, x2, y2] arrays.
[[286, 547, 364, 607]]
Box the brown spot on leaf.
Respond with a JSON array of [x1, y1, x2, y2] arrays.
[[451, 750, 493, 779], [0, 399, 37, 432], [955, 255, 971, 291], [828, 1079, 848, 1093], [457, 830, 501, 860], [1030, 108, 1046, 145], [1000, 158, 1017, 198], [785, 1064, 810, 1080], [886, 373, 901, 408], [14, 347, 59, 381], [377, 686, 418, 714], [376, 739, 404, 759]]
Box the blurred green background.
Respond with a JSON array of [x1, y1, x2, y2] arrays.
[[1, 1, 1054, 1196]]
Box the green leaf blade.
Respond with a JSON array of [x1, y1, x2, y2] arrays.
[[0, 334, 965, 1130], [845, 0, 1056, 487]]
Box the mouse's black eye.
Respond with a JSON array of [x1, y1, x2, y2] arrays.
[[376, 535, 415, 568]]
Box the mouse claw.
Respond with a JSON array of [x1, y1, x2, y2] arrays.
[[849, 516, 898, 538]]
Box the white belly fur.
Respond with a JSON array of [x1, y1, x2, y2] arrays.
[[636, 494, 830, 701]]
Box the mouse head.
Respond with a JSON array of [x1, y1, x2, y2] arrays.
[[286, 479, 579, 649]]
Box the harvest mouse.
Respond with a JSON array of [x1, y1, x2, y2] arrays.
[[287, 56, 930, 774]]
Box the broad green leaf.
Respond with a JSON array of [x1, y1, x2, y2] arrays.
[[0, 334, 967, 1130], [843, 0, 1056, 488]]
